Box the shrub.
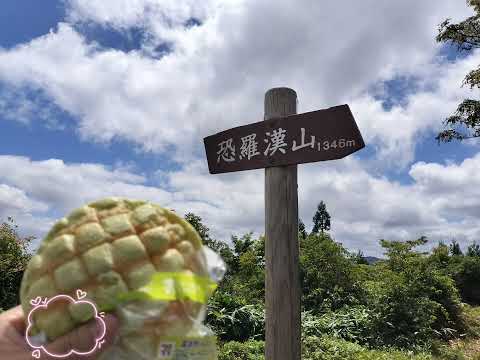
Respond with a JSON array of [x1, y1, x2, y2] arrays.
[[459, 304, 480, 338], [207, 291, 265, 342], [430, 340, 466, 360], [217, 337, 433, 360], [363, 238, 467, 349], [300, 233, 366, 313], [452, 256, 480, 305], [302, 336, 433, 360], [429, 243, 480, 306], [364, 264, 465, 349], [218, 340, 264, 360], [301, 306, 374, 344]]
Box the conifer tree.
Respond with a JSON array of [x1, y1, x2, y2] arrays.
[[299, 218, 307, 239], [312, 201, 331, 234]]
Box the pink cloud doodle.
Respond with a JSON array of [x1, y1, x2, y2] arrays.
[[25, 289, 107, 358]]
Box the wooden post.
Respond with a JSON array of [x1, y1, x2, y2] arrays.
[[264, 87, 301, 360]]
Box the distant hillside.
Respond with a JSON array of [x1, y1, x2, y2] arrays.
[[364, 256, 382, 264]]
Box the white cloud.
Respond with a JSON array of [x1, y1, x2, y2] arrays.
[[2, 152, 480, 257], [0, 0, 476, 167], [349, 51, 480, 169], [0, 184, 48, 214], [0, 0, 480, 256], [150, 152, 480, 257], [0, 155, 171, 218], [0, 183, 52, 245], [409, 154, 480, 219], [66, 0, 218, 35]]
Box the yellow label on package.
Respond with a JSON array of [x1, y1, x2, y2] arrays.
[[117, 272, 218, 305], [157, 335, 217, 360]]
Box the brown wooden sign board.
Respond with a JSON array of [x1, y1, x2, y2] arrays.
[[204, 104, 365, 174]]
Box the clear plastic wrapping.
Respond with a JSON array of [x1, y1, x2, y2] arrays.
[[98, 245, 226, 360]]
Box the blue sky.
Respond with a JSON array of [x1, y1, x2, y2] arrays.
[[0, 0, 177, 172], [0, 0, 479, 257]]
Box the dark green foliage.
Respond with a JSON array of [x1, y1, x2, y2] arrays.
[[218, 340, 264, 360], [220, 233, 265, 304], [428, 241, 480, 305], [430, 242, 451, 268], [467, 242, 480, 257], [179, 214, 480, 356], [352, 250, 370, 265], [379, 236, 428, 272], [184, 212, 224, 252], [206, 232, 265, 342], [0, 217, 33, 311], [302, 306, 374, 344], [301, 336, 433, 360], [232, 233, 254, 256], [183, 212, 241, 282], [430, 345, 466, 360], [312, 201, 331, 234], [369, 267, 463, 348], [300, 232, 365, 313], [3, 212, 480, 357], [460, 304, 480, 337], [452, 256, 480, 305], [218, 337, 434, 360], [207, 291, 265, 342], [435, 0, 480, 143], [367, 238, 466, 348], [299, 218, 307, 240], [450, 240, 463, 256]]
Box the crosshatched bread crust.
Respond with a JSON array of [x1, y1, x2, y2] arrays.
[[20, 197, 207, 342]]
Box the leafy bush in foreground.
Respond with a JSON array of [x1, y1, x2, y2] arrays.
[[365, 238, 466, 349], [207, 290, 265, 342], [300, 233, 366, 313], [302, 306, 374, 344], [218, 340, 264, 360], [302, 336, 433, 360], [217, 337, 434, 360]]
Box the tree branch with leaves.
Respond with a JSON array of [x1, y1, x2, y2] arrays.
[[436, 0, 480, 143]]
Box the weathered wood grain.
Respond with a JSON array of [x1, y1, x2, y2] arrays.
[[264, 87, 301, 360]]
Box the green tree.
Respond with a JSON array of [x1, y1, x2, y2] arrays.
[[467, 241, 480, 257], [212, 232, 265, 305], [206, 233, 266, 341], [184, 211, 238, 271], [429, 241, 451, 269], [300, 232, 364, 313], [449, 255, 480, 305], [312, 201, 331, 234], [449, 240, 463, 256], [428, 241, 480, 305], [0, 217, 34, 311], [298, 218, 307, 240], [369, 237, 465, 348], [379, 236, 428, 272], [232, 232, 255, 258], [435, 0, 480, 143], [185, 212, 218, 250], [253, 235, 265, 267]]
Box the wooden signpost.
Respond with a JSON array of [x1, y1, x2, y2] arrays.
[[203, 87, 365, 360]]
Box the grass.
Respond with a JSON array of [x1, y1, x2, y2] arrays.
[[218, 337, 434, 360], [218, 306, 480, 360], [438, 305, 480, 360]]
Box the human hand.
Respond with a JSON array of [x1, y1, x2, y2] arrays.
[[0, 305, 119, 360]]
